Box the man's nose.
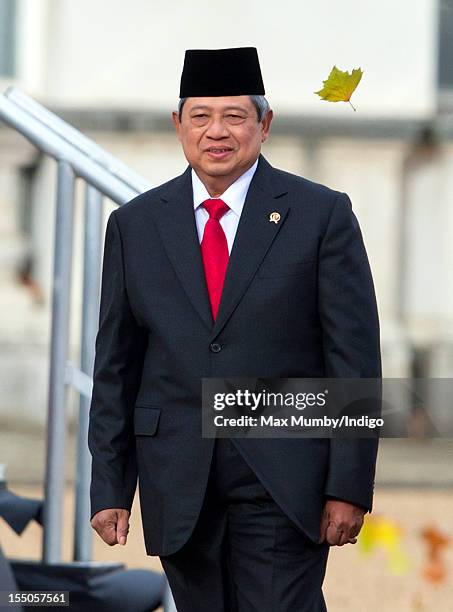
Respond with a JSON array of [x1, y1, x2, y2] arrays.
[[205, 117, 230, 138]]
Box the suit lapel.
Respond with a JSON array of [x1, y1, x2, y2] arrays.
[[153, 166, 214, 331], [210, 155, 289, 340], [152, 154, 290, 336]]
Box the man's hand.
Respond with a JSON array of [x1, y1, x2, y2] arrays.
[[91, 508, 130, 546], [319, 500, 365, 546]]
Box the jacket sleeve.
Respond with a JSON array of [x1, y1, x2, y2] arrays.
[[318, 192, 382, 513], [88, 209, 147, 520]]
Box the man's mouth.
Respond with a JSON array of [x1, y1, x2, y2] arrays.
[[206, 147, 234, 158]]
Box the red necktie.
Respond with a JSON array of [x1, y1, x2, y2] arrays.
[[200, 198, 230, 321]]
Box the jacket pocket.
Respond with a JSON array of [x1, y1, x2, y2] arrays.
[[134, 405, 161, 436]]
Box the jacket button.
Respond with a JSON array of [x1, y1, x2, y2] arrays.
[[210, 342, 222, 353]]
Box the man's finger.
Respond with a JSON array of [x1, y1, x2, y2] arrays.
[[101, 523, 119, 546], [326, 522, 342, 546], [116, 512, 130, 546], [116, 526, 129, 545], [349, 521, 363, 540], [338, 529, 351, 546], [327, 520, 356, 546]]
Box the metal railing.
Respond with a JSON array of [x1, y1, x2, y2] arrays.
[[0, 87, 176, 611]]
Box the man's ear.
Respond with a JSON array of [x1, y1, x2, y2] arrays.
[[261, 109, 273, 143], [172, 111, 182, 141]]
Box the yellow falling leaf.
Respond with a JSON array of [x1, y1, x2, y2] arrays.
[[314, 65, 363, 111]]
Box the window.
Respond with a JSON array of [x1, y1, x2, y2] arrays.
[[0, 0, 16, 78]]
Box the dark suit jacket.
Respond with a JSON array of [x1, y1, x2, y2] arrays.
[[88, 153, 381, 556]]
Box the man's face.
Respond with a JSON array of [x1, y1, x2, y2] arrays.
[[172, 96, 273, 185]]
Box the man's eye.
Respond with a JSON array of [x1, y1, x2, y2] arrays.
[[193, 114, 207, 118]]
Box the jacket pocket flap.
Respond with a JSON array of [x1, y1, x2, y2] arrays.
[[134, 406, 161, 436]]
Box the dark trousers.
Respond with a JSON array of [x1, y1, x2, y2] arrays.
[[159, 438, 330, 612]]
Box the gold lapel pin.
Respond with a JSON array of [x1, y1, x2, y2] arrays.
[[269, 211, 281, 224]]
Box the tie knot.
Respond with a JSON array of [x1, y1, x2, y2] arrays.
[[202, 198, 230, 221]]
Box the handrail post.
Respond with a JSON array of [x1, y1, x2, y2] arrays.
[[73, 184, 103, 561], [42, 160, 76, 563]]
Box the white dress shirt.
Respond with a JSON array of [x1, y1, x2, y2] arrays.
[[192, 158, 259, 254]]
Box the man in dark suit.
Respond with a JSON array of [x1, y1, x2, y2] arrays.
[[89, 47, 381, 611]]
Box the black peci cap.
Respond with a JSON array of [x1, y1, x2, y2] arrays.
[[179, 47, 265, 97]]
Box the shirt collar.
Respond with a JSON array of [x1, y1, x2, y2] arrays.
[[192, 157, 259, 216]]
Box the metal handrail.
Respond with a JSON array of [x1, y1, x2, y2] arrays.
[[0, 90, 151, 203], [5, 88, 151, 194], [0, 88, 175, 611]]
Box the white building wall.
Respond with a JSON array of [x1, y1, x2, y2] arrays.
[[7, 0, 439, 118], [405, 143, 453, 341]]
